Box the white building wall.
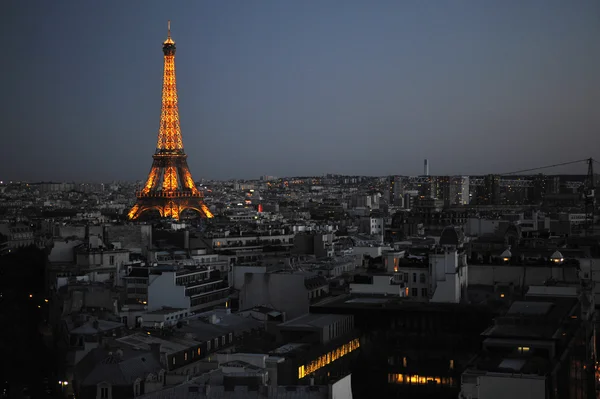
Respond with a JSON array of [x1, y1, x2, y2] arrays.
[[353, 246, 391, 258], [330, 373, 353, 399], [429, 251, 461, 303], [370, 217, 384, 235], [77, 250, 130, 269], [231, 266, 268, 291], [350, 275, 405, 296], [469, 374, 545, 399], [147, 272, 189, 311], [465, 218, 502, 237], [240, 273, 308, 320], [49, 240, 83, 263], [468, 265, 578, 287]]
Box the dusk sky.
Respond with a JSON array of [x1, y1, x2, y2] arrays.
[[2, 1, 599, 182]]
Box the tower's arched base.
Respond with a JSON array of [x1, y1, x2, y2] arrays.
[[128, 197, 213, 221]]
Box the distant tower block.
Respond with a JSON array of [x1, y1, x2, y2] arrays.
[[424, 159, 429, 176], [128, 22, 213, 221]]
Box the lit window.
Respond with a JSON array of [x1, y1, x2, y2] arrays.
[[197, 348, 201, 356], [518, 346, 530, 353], [449, 359, 454, 370], [403, 357, 407, 367], [184, 352, 188, 361]]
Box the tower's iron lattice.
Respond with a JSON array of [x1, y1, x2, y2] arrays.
[[128, 22, 213, 221]]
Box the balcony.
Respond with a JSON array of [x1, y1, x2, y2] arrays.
[[186, 281, 229, 297]]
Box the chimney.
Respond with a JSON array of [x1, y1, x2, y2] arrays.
[[149, 343, 161, 360]]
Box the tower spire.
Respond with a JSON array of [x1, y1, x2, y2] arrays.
[[164, 20, 175, 45]]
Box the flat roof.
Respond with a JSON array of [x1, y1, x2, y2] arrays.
[[483, 296, 578, 339], [145, 307, 186, 315], [507, 301, 554, 316], [279, 313, 348, 329], [270, 343, 309, 355], [311, 294, 492, 314], [116, 333, 199, 355]]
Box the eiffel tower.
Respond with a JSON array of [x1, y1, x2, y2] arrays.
[[128, 22, 213, 221]]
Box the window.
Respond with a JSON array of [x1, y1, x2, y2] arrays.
[[518, 346, 530, 354], [207, 340, 211, 351], [221, 336, 225, 346], [421, 288, 427, 297], [228, 333, 233, 342], [197, 347, 201, 356], [403, 273, 408, 282], [100, 386, 109, 399], [214, 338, 219, 348], [412, 288, 418, 297], [109, 255, 115, 266], [412, 273, 417, 283], [184, 352, 188, 361], [419, 273, 426, 283], [172, 357, 176, 365]]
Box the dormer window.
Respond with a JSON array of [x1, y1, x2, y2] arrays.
[[97, 383, 111, 399], [134, 378, 141, 396]]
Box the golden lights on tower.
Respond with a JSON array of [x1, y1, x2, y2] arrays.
[[128, 21, 213, 221]]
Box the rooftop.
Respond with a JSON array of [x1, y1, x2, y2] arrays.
[[145, 307, 186, 315], [69, 319, 124, 335], [116, 333, 199, 355], [311, 294, 491, 314], [279, 313, 348, 330], [76, 346, 162, 387], [482, 296, 578, 339]]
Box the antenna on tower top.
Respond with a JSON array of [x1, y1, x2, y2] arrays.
[[167, 20, 171, 38]]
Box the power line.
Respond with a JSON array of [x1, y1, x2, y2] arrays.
[[498, 158, 591, 176]]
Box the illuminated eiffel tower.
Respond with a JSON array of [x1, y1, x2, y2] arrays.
[[128, 22, 213, 221]]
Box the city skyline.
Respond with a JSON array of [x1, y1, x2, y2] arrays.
[[2, 1, 599, 181]]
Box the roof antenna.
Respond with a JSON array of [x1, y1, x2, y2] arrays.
[[167, 20, 171, 39]]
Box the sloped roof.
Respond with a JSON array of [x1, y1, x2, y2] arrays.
[[76, 346, 162, 387], [70, 319, 124, 335]]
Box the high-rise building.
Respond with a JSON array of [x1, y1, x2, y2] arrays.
[[481, 174, 501, 205], [128, 22, 213, 221], [530, 174, 560, 203], [431, 176, 470, 207], [388, 176, 405, 206]]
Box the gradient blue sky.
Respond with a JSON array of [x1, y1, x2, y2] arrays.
[[2, 1, 599, 181]]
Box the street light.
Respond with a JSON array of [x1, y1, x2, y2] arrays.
[[58, 381, 68, 394]]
